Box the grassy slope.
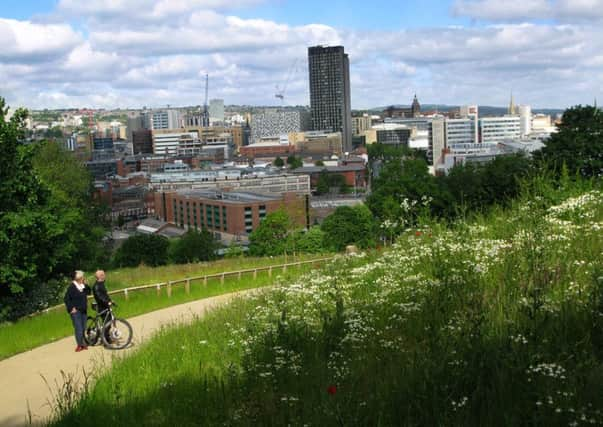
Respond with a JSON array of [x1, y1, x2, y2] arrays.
[[53, 180, 603, 426], [0, 254, 324, 360]]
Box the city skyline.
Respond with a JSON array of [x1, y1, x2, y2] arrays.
[[1, 0, 602, 110]]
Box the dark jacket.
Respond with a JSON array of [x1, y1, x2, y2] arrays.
[[64, 282, 91, 314], [93, 281, 112, 311]]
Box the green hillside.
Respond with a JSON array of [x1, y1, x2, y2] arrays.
[[52, 180, 603, 426]]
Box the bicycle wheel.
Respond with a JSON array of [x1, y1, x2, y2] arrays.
[[102, 318, 133, 350], [83, 316, 100, 346]]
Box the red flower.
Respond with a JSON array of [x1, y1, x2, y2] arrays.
[[327, 385, 337, 395], [415, 231, 422, 237]]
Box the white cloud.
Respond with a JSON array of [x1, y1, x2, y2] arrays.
[[453, 0, 603, 21], [0, 18, 81, 61], [2, 1, 603, 110]]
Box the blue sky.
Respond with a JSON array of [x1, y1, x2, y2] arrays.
[[1, 0, 602, 109]]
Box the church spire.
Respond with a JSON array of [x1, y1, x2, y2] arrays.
[[508, 92, 516, 115]]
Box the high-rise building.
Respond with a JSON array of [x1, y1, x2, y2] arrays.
[[446, 118, 477, 145], [308, 45, 352, 152], [209, 99, 225, 124], [127, 114, 143, 142]]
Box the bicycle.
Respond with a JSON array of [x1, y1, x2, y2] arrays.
[[84, 302, 133, 350]]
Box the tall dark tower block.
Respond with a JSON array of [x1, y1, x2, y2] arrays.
[[308, 45, 352, 152]]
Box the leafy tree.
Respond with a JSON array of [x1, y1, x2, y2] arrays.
[[248, 210, 292, 256], [292, 226, 327, 254], [320, 205, 377, 251], [273, 156, 284, 167], [0, 99, 76, 319], [316, 171, 350, 195], [286, 155, 303, 169], [32, 141, 109, 270], [113, 234, 169, 268], [169, 229, 218, 264], [315, 160, 325, 166], [534, 105, 603, 177], [366, 157, 442, 225]]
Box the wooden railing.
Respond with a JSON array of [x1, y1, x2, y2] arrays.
[[28, 257, 335, 317]]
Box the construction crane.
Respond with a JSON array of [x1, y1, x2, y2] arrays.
[[275, 59, 299, 104], [202, 74, 210, 127]]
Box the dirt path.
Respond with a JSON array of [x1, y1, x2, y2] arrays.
[[0, 289, 260, 427]]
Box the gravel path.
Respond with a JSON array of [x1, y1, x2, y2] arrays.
[[0, 289, 259, 427]]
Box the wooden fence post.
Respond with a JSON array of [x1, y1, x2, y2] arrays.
[[283, 264, 287, 273], [221, 273, 225, 285], [238, 271, 242, 281], [204, 276, 207, 286], [185, 279, 190, 295], [156, 283, 161, 296], [253, 269, 257, 280], [268, 267, 272, 278], [124, 288, 129, 300], [167, 281, 172, 298]]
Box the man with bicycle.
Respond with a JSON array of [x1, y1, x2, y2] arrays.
[[92, 270, 113, 312], [93, 270, 114, 343]]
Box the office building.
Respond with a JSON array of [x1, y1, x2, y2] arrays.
[[251, 109, 311, 142], [446, 118, 477, 145], [148, 110, 181, 130], [209, 99, 225, 124], [127, 114, 144, 142], [352, 114, 372, 136], [133, 130, 153, 154], [479, 116, 521, 143], [154, 190, 308, 236], [363, 123, 412, 146], [308, 45, 352, 152], [152, 131, 199, 156]]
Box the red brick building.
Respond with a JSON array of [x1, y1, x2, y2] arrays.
[[154, 190, 308, 236]]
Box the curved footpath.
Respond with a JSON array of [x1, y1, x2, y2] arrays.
[[0, 288, 262, 427]]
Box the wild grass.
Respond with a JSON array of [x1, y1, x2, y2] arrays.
[[0, 261, 318, 360], [51, 177, 603, 426]]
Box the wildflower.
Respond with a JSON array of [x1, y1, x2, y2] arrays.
[[327, 385, 337, 395], [415, 231, 422, 237]]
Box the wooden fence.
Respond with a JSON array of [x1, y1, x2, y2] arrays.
[[28, 257, 335, 317]]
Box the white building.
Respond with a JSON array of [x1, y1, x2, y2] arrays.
[[446, 117, 477, 145], [519, 105, 532, 137], [152, 131, 198, 156], [479, 116, 521, 143]]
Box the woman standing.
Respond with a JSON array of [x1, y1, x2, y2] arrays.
[[63, 270, 91, 352]]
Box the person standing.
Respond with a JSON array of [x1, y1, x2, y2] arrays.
[[64, 270, 91, 352], [92, 270, 112, 313]]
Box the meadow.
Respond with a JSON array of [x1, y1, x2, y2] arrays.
[[0, 254, 324, 360], [51, 178, 603, 426]]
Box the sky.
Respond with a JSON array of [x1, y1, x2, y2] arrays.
[[1, 0, 602, 110]]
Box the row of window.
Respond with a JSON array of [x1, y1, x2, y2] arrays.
[[172, 200, 267, 233]]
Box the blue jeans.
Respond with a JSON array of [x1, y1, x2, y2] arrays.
[[70, 311, 87, 347]]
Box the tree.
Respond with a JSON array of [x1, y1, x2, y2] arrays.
[[0, 99, 72, 319], [32, 141, 109, 270], [273, 156, 284, 167], [366, 157, 442, 225], [290, 226, 327, 254], [113, 234, 169, 268], [315, 160, 325, 166], [534, 105, 603, 177], [169, 229, 218, 264], [248, 210, 292, 256], [286, 155, 303, 169], [320, 205, 377, 251]]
